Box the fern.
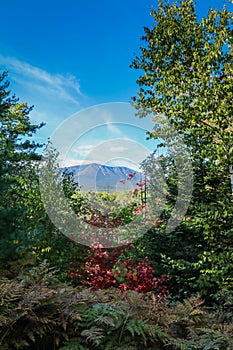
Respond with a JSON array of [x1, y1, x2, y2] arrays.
[[166, 338, 193, 350], [93, 303, 127, 329], [126, 318, 148, 343], [59, 337, 89, 350], [197, 327, 233, 349], [81, 327, 104, 347], [1, 264, 232, 350], [146, 323, 170, 343], [0, 262, 68, 350]]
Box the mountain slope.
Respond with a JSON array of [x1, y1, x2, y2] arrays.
[[64, 163, 142, 192]]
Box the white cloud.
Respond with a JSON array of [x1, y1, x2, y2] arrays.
[[74, 144, 95, 156], [0, 54, 82, 105]]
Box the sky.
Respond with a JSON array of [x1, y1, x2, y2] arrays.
[[0, 0, 232, 169]]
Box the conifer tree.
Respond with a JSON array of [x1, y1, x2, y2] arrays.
[[0, 71, 43, 267]]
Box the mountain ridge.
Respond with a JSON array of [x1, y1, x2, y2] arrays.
[[64, 163, 142, 192]]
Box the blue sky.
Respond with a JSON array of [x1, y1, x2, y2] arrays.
[[0, 0, 232, 168]]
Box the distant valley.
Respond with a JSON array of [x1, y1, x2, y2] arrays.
[[64, 163, 142, 192]]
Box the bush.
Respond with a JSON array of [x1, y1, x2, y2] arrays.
[[69, 245, 168, 296], [0, 262, 232, 350]]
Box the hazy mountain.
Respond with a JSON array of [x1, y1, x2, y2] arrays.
[[64, 163, 142, 192]]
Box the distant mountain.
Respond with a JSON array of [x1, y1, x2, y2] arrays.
[[64, 163, 142, 192]]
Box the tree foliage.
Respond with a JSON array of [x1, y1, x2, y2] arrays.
[[0, 74, 85, 275], [0, 71, 43, 268], [131, 0, 233, 299]]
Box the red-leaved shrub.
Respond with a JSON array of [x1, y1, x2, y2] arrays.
[[69, 245, 168, 297]]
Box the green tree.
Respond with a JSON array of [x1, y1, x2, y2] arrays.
[[0, 71, 88, 280], [131, 0, 233, 300], [0, 71, 43, 269], [34, 140, 87, 279]]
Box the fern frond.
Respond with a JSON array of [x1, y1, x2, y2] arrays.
[[166, 337, 191, 350], [146, 323, 170, 342], [81, 327, 104, 346], [126, 318, 148, 344]]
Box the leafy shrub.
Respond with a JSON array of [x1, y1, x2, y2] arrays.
[[69, 245, 168, 296]]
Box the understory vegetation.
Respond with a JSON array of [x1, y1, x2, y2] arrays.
[[1, 0, 233, 348], [0, 262, 233, 350]]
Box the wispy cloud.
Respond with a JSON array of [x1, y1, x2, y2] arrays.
[[0, 54, 82, 105], [105, 121, 122, 135], [74, 144, 95, 156]]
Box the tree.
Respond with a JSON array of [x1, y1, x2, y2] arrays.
[[0, 71, 43, 268], [131, 0, 233, 300], [34, 140, 87, 277]]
